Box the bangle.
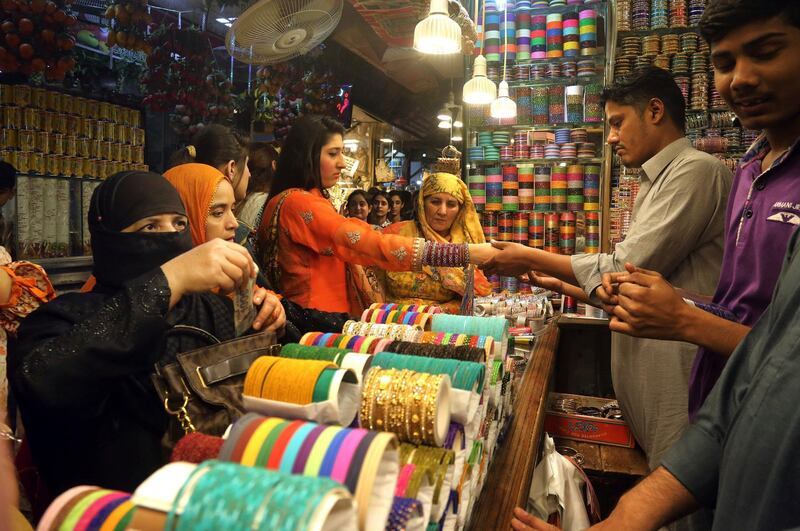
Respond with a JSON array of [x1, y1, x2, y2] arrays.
[[312, 368, 337, 403], [330, 429, 369, 485], [303, 426, 341, 476], [98, 499, 136, 531], [318, 428, 350, 477], [291, 424, 327, 474], [244, 417, 284, 466], [266, 420, 305, 469], [278, 422, 318, 474]]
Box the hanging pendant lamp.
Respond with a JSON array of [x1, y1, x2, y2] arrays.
[[414, 0, 462, 55], [463, 1, 496, 105], [490, 1, 516, 119], [463, 55, 497, 105]]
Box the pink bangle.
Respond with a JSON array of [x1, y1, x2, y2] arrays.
[[395, 464, 416, 497], [75, 491, 128, 530], [331, 429, 369, 484]]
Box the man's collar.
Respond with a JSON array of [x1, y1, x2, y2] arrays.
[[640, 137, 692, 182]]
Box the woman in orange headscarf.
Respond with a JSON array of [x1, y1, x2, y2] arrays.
[[382, 172, 491, 313], [164, 163, 285, 333]]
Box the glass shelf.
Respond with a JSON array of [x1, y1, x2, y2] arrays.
[[468, 157, 604, 165], [469, 122, 605, 132], [617, 27, 701, 38], [507, 76, 604, 88]]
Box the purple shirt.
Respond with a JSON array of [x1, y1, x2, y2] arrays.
[[689, 135, 800, 419]]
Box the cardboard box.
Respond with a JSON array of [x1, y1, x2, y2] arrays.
[[544, 392, 636, 448]]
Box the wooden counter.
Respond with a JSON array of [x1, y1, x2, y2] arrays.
[[468, 320, 560, 530]]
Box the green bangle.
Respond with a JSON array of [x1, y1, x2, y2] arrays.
[[313, 368, 337, 403], [60, 489, 110, 530], [254, 420, 291, 468]]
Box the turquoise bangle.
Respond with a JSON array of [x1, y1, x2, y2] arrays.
[[279, 422, 317, 475]]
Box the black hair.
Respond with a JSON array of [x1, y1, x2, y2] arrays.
[[268, 115, 346, 201], [367, 190, 391, 225], [168, 124, 248, 171], [600, 66, 686, 131], [0, 160, 16, 190], [347, 189, 370, 205], [246, 142, 280, 195], [700, 0, 800, 44], [389, 190, 413, 221]]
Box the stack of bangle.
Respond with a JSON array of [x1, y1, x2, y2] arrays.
[[372, 352, 486, 394], [300, 332, 386, 354], [430, 314, 509, 344], [421, 241, 471, 268], [37, 486, 134, 531], [360, 367, 449, 447], [342, 320, 423, 342], [416, 332, 495, 363], [165, 461, 353, 531], [386, 497, 423, 531], [368, 302, 443, 314], [279, 343, 350, 365], [278, 343, 374, 384], [383, 341, 485, 364], [399, 443, 455, 506], [219, 414, 401, 529], [359, 309, 433, 330], [244, 356, 336, 405]]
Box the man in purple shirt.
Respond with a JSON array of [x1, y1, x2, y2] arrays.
[[596, 0, 800, 420]]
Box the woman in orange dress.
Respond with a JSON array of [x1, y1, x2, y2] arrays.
[[258, 115, 495, 315], [382, 172, 491, 313]]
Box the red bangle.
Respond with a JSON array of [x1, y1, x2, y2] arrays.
[[229, 416, 265, 463], [266, 419, 305, 469], [395, 464, 416, 497]]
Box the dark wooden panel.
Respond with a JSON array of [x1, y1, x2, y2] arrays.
[[469, 321, 560, 530]]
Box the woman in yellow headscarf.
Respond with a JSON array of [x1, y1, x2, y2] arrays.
[[382, 172, 491, 313]]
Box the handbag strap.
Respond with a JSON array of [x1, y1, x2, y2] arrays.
[[163, 324, 222, 345], [261, 189, 295, 293], [197, 348, 276, 387]]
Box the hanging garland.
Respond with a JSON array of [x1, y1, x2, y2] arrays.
[[0, 0, 77, 81], [252, 46, 341, 139], [104, 0, 152, 55], [140, 23, 234, 139]]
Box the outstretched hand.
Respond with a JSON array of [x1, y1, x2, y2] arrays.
[[481, 240, 537, 277]]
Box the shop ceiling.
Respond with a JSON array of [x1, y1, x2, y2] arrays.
[[142, 0, 469, 146]]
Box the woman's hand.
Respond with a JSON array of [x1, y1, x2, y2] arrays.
[[252, 288, 286, 334], [468, 243, 500, 266], [161, 240, 256, 307]]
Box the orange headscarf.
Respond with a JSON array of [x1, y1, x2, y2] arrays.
[[163, 163, 228, 246]]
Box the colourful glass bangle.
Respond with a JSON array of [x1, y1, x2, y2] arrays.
[[98, 500, 135, 531], [303, 426, 341, 477], [330, 428, 368, 485], [344, 430, 378, 494], [112, 505, 137, 531], [318, 427, 350, 478], [220, 413, 261, 462], [278, 422, 317, 475], [241, 417, 282, 466], [266, 419, 305, 470], [61, 489, 111, 530], [76, 491, 127, 530], [316, 332, 333, 347], [395, 464, 416, 497], [87, 494, 130, 530], [312, 368, 337, 403], [291, 424, 327, 474], [253, 419, 291, 468]]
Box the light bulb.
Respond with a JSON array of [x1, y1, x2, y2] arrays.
[[490, 80, 517, 119], [413, 0, 462, 55]]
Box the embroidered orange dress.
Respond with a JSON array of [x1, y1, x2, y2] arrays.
[[261, 188, 424, 314]]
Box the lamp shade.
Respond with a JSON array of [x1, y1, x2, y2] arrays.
[[453, 108, 463, 128], [490, 80, 517, 119], [463, 55, 497, 105], [414, 0, 462, 55], [437, 105, 452, 121], [438, 120, 452, 129]]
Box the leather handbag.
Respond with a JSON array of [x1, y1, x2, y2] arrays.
[[151, 325, 280, 447]]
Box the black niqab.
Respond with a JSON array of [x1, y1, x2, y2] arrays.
[[89, 171, 193, 288]]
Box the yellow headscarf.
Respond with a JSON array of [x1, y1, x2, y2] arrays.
[[418, 172, 486, 245]]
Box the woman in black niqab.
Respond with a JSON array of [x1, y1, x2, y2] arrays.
[[8, 172, 237, 497]]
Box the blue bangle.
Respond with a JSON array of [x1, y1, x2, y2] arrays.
[[319, 427, 350, 478]]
